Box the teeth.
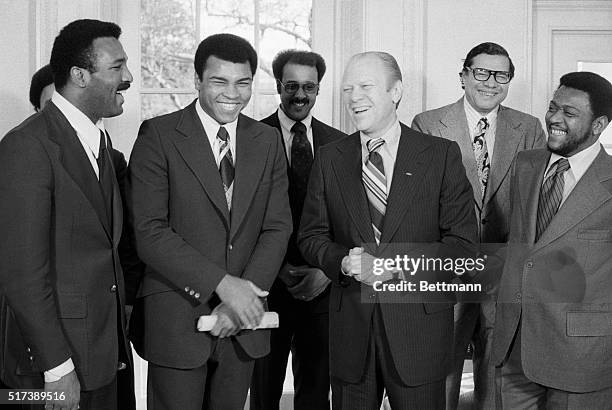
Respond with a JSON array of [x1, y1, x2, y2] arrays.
[[354, 107, 368, 113], [293, 102, 305, 107], [551, 129, 567, 136], [479, 91, 495, 97], [219, 103, 237, 111]]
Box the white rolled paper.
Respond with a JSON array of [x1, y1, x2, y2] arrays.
[[197, 311, 279, 332]]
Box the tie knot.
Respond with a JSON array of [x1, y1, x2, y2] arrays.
[[554, 158, 570, 174], [291, 121, 306, 134], [478, 117, 489, 129], [217, 126, 229, 142], [367, 137, 385, 153]]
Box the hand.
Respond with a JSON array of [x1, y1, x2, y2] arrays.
[[215, 275, 267, 328], [341, 247, 394, 286], [210, 303, 241, 338], [286, 268, 330, 300], [44, 369, 79, 410]]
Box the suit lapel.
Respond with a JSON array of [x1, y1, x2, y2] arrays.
[[379, 124, 429, 249], [331, 134, 375, 244], [173, 101, 230, 225], [311, 117, 336, 151], [484, 106, 521, 204], [230, 115, 271, 240], [44, 102, 113, 239], [439, 99, 481, 209], [535, 149, 612, 250], [520, 151, 548, 245], [106, 137, 124, 247]]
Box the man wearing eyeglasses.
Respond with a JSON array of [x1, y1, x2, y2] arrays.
[[412, 42, 546, 409], [250, 49, 346, 410]]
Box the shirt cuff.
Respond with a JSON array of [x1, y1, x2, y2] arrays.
[[44, 358, 74, 382]]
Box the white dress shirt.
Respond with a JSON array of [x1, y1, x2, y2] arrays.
[[464, 96, 498, 159], [195, 99, 238, 166], [545, 141, 601, 205]]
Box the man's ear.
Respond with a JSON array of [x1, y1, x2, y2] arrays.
[[592, 114, 610, 137], [194, 72, 201, 91], [275, 80, 282, 95], [391, 80, 403, 105], [70, 67, 88, 88]]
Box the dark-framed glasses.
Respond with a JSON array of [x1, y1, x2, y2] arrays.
[[278, 81, 319, 94], [465, 67, 512, 84]]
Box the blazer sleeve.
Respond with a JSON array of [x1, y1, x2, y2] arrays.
[[0, 132, 71, 371], [297, 150, 350, 284], [241, 129, 292, 291], [128, 120, 228, 302]]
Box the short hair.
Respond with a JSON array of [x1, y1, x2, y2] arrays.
[[50, 19, 122, 89], [272, 50, 326, 82], [354, 51, 402, 87], [559, 71, 612, 121], [29, 64, 54, 110], [462, 42, 515, 78], [194, 33, 257, 80]]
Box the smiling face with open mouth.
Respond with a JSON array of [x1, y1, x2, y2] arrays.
[[195, 55, 253, 125], [341, 54, 402, 138], [461, 53, 510, 115], [84, 37, 133, 122], [278, 63, 318, 122], [545, 85, 599, 156]]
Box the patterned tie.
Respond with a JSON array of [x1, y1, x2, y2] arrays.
[[97, 130, 113, 224], [290, 121, 313, 204], [473, 117, 490, 197], [217, 126, 234, 209], [362, 138, 387, 245], [535, 158, 570, 242]]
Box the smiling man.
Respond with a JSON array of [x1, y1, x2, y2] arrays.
[[298, 51, 476, 409], [127, 33, 291, 410], [0, 19, 135, 410], [493, 72, 612, 408], [250, 50, 346, 410], [412, 42, 546, 409]]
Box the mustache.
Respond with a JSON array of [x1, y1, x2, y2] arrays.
[[290, 97, 309, 105], [117, 82, 131, 91]]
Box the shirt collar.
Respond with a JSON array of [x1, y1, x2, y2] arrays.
[[277, 105, 313, 135], [51, 91, 105, 156], [548, 141, 602, 182], [195, 99, 238, 147], [463, 96, 498, 131], [360, 119, 401, 147]]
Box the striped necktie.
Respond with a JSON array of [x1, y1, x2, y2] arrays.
[[362, 137, 387, 245], [473, 117, 490, 197], [535, 158, 570, 242], [217, 126, 234, 209]]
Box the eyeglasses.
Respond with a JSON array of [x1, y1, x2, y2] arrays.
[[465, 67, 513, 84], [278, 81, 319, 94]]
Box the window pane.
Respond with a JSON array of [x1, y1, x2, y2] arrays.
[[141, 93, 197, 120], [141, 0, 197, 89]]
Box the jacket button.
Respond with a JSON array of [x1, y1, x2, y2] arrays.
[[110, 284, 117, 292], [185, 286, 190, 293], [526, 261, 533, 268], [29, 356, 34, 361], [26, 347, 31, 353], [194, 293, 200, 299], [481, 218, 488, 224], [189, 290, 195, 296], [515, 292, 522, 300], [229, 244, 233, 251]]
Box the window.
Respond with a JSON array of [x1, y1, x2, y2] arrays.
[[140, 0, 313, 121]]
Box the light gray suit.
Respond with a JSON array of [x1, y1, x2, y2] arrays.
[[494, 147, 612, 407], [412, 98, 546, 409]]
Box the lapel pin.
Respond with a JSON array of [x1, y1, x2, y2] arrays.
[[405, 172, 412, 176]]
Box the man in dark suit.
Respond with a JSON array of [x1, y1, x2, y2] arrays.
[[128, 34, 292, 410], [494, 72, 612, 408], [250, 50, 345, 410], [0, 19, 135, 409], [298, 51, 477, 409], [412, 42, 546, 409]]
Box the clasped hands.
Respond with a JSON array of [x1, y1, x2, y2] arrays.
[[341, 247, 398, 285], [212, 274, 268, 338]]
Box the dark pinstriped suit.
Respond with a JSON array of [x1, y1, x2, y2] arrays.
[[298, 123, 477, 408]]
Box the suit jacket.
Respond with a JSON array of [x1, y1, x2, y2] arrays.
[[127, 101, 292, 368], [261, 111, 346, 312], [412, 98, 546, 242], [0, 102, 132, 391], [298, 123, 477, 385], [493, 147, 612, 392]]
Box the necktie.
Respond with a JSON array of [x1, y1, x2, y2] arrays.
[[362, 138, 387, 245], [97, 130, 113, 224], [535, 158, 570, 242], [290, 121, 313, 211], [217, 126, 234, 209], [473, 117, 490, 197]]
